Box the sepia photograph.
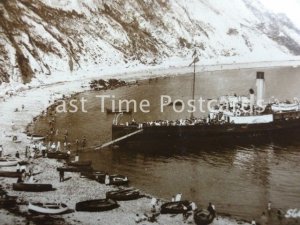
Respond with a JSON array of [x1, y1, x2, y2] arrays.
[[1, 0, 300, 224]]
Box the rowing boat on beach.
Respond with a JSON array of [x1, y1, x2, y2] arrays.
[[28, 202, 68, 214], [13, 183, 53, 192], [75, 199, 119, 212]]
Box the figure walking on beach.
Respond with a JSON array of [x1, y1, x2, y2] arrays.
[[0, 145, 3, 157], [59, 170, 64, 182], [81, 136, 87, 151], [207, 202, 216, 218], [75, 138, 79, 154]]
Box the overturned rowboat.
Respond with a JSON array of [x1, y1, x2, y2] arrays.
[[160, 200, 192, 214], [0, 159, 18, 167], [13, 183, 53, 192], [0, 171, 21, 178], [75, 199, 119, 212], [80, 171, 106, 183], [194, 209, 215, 225], [0, 190, 18, 208], [106, 189, 141, 201], [28, 202, 68, 214]]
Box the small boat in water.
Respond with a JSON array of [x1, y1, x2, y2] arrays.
[[67, 160, 92, 167], [27, 134, 45, 141], [13, 183, 53, 192], [0, 158, 18, 167], [194, 209, 215, 225], [75, 199, 119, 212], [106, 189, 141, 201], [80, 171, 106, 183], [47, 152, 69, 159], [160, 200, 191, 214], [0, 171, 21, 178], [28, 202, 68, 214], [109, 174, 129, 186]]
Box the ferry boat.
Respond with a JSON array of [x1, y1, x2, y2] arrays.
[[111, 71, 300, 147]]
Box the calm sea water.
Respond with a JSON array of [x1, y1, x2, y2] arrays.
[[32, 66, 300, 220]]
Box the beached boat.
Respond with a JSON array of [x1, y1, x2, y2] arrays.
[[194, 209, 215, 225], [57, 166, 93, 173], [0, 171, 21, 178], [109, 174, 129, 185], [47, 152, 69, 159], [106, 189, 141, 201], [28, 202, 68, 214], [75, 199, 119, 212], [27, 134, 45, 141], [0, 159, 18, 167], [160, 201, 191, 214], [0, 189, 18, 208], [67, 160, 92, 167], [13, 183, 53, 192], [80, 171, 106, 183]]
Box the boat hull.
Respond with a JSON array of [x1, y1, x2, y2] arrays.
[[0, 160, 18, 167], [28, 202, 68, 214], [13, 183, 53, 192], [112, 118, 300, 148], [75, 199, 119, 212], [0, 171, 21, 178]]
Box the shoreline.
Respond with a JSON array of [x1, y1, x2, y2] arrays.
[[1, 61, 300, 224]]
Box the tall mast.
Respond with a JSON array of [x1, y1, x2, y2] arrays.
[[190, 49, 199, 119]]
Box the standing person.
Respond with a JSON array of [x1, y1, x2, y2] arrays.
[[268, 202, 271, 214], [175, 193, 182, 201], [0, 145, 3, 157], [75, 138, 80, 155], [22, 104, 25, 110], [251, 220, 256, 225], [16, 163, 20, 173], [59, 170, 64, 182], [81, 136, 87, 151], [15, 151, 20, 158], [105, 174, 110, 185], [25, 146, 29, 158], [207, 202, 216, 218]]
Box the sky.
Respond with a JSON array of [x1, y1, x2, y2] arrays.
[[259, 0, 300, 28]]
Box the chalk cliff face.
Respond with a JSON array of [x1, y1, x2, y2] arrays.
[[0, 0, 300, 84]]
